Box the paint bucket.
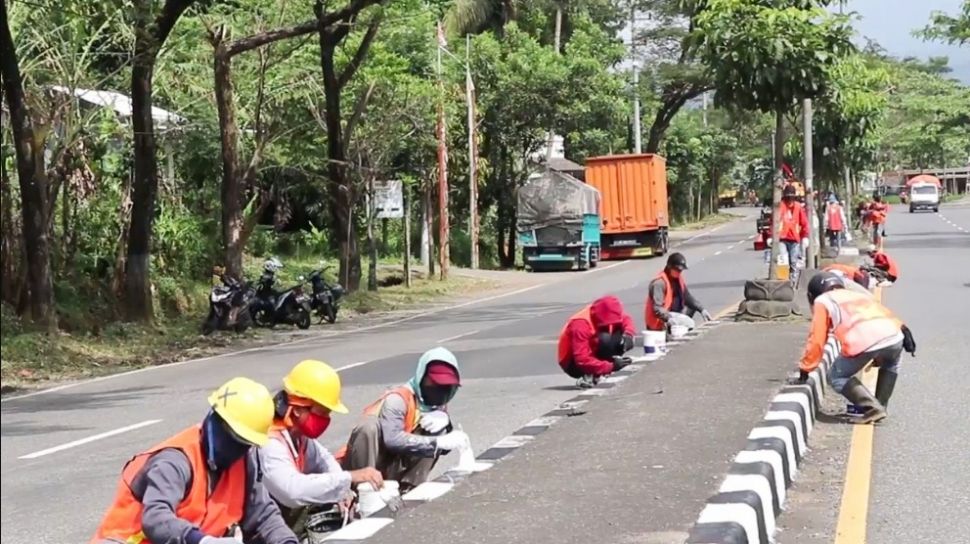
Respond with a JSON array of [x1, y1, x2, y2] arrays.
[[643, 330, 666, 360], [357, 481, 400, 517], [670, 324, 689, 339]]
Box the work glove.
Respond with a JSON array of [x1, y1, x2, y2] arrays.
[[701, 309, 713, 321], [419, 410, 450, 434], [622, 334, 634, 352], [435, 430, 470, 453], [612, 355, 633, 372], [901, 325, 917, 356], [787, 370, 810, 385]]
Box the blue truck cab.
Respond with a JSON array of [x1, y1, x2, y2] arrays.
[[517, 171, 601, 271]]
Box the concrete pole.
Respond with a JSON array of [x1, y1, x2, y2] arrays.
[[803, 98, 817, 267]]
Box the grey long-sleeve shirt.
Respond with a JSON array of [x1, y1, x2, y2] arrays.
[[379, 392, 439, 457], [130, 448, 298, 544], [649, 276, 705, 322], [260, 430, 352, 508]]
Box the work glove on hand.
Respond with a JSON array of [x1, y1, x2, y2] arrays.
[[701, 309, 713, 321], [435, 430, 470, 453], [612, 355, 633, 372], [787, 370, 810, 385], [901, 325, 917, 356], [622, 334, 634, 352], [419, 410, 450, 434]]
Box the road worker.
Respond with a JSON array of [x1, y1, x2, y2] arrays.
[[824, 194, 848, 252], [340, 347, 466, 494], [777, 184, 810, 280], [869, 194, 890, 246], [868, 248, 899, 284], [645, 252, 712, 332], [822, 262, 874, 292], [260, 361, 384, 538], [794, 272, 916, 424], [91, 378, 298, 544], [557, 295, 636, 388]]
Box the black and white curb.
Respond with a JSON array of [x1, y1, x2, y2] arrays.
[[686, 337, 838, 544], [322, 321, 722, 542]]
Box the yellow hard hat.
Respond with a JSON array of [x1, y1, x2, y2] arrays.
[[282, 360, 348, 414], [207, 377, 275, 446]]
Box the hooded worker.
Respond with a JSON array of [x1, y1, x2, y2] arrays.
[[794, 272, 916, 424], [91, 378, 298, 544], [645, 252, 711, 332], [557, 295, 636, 388], [260, 360, 384, 538], [339, 347, 465, 493]]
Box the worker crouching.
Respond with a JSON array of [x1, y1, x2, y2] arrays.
[[91, 378, 298, 544], [339, 347, 467, 494], [260, 360, 383, 538], [557, 295, 636, 388], [645, 252, 712, 332], [795, 273, 917, 424]]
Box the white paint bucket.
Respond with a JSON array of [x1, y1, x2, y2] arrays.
[[643, 330, 666, 360], [670, 324, 689, 339], [357, 481, 400, 517]]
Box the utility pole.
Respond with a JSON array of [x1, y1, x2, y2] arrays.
[[466, 34, 479, 269], [631, 6, 641, 153], [803, 98, 817, 267], [545, 3, 563, 162], [435, 21, 449, 280]]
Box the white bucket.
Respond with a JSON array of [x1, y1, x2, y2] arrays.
[[643, 330, 667, 360], [357, 481, 400, 517], [670, 324, 689, 339]]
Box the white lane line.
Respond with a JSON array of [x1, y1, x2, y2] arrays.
[[714, 250, 723, 256], [19, 419, 163, 460], [437, 329, 479, 343], [336, 361, 371, 372], [676, 221, 732, 245]]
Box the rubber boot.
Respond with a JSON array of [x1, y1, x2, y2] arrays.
[[841, 377, 887, 424], [875, 370, 898, 409]]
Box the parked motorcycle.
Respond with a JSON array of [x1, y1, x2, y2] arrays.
[[202, 275, 255, 335], [251, 276, 312, 329], [308, 266, 344, 324]]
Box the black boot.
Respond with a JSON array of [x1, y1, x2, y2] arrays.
[[841, 377, 887, 424], [875, 370, 898, 409]]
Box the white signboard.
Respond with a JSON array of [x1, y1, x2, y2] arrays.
[[373, 179, 404, 219]]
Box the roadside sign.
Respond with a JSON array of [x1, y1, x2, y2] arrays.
[[373, 179, 404, 218]]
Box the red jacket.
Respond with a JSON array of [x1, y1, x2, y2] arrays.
[[777, 201, 809, 242], [557, 296, 635, 377]]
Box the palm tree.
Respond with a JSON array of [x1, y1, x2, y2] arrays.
[[444, 0, 518, 36]]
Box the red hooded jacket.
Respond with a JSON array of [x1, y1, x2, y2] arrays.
[[557, 296, 635, 377]]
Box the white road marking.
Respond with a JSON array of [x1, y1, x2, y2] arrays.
[[321, 518, 394, 541], [335, 361, 371, 372], [436, 329, 479, 343], [714, 250, 723, 256], [19, 419, 163, 460]]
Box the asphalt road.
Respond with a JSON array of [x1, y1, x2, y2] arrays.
[[868, 201, 970, 543], [1, 209, 767, 544]]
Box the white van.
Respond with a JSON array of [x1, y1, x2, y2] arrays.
[[908, 182, 940, 213]]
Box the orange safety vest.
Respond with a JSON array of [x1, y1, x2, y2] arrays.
[[644, 272, 687, 331], [268, 423, 307, 473], [90, 425, 247, 544], [823, 263, 860, 277], [869, 203, 888, 225], [557, 306, 592, 364], [778, 202, 805, 241], [826, 203, 845, 231], [333, 386, 419, 463], [828, 289, 902, 357]]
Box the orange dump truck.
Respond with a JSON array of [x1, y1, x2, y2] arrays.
[[584, 153, 670, 259]]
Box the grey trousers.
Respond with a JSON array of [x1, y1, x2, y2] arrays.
[[340, 417, 438, 492]]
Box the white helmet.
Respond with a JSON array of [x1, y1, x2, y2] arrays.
[[263, 257, 283, 273]]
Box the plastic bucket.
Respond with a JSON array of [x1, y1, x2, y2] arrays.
[[670, 324, 689, 339], [643, 330, 666, 360]]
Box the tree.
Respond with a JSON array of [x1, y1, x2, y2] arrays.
[[124, 0, 196, 321], [691, 0, 852, 279], [918, 1, 970, 46], [0, 0, 55, 329]]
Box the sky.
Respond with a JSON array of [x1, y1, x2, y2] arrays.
[[843, 0, 969, 83]]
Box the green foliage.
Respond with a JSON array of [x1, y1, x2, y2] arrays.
[[917, 1, 970, 46]]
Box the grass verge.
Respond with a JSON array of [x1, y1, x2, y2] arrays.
[[672, 211, 744, 231], [1, 266, 495, 393]]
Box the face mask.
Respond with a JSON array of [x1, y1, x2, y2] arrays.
[[668, 269, 682, 279], [420, 384, 457, 408], [295, 411, 331, 439], [203, 412, 251, 472]]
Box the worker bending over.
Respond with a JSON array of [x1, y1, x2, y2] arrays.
[[646, 252, 711, 332], [795, 273, 916, 424], [91, 378, 298, 544], [557, 295, 636, 388], [261, 360, 383, 537], [868, 248, 899, 285], [340, 347, 466, 494]]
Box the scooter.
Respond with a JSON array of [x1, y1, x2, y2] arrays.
[[202, 275, 254, 335], [251, 277, 312, 329], [308, 265, 344, 324]]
